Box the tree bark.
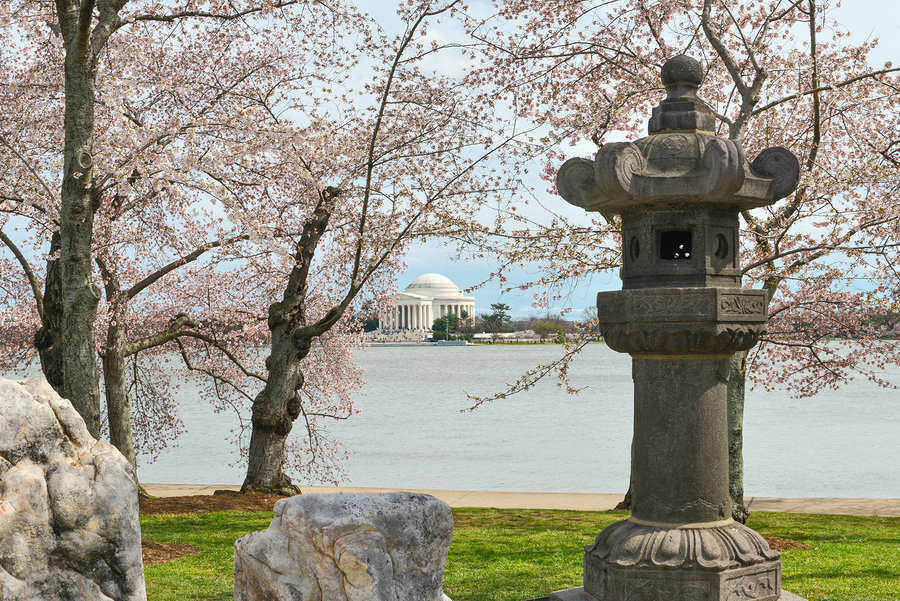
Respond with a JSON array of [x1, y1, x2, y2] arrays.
[[102, 308, 136, 471], [35, 231, 65, 394], [241, 198, 337, 494], [616, 435, 636, 510], [727, 351, 750, 523], [59, 13, 102, 436], [241, 329, 308, 494]]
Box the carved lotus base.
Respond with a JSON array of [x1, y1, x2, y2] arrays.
[[583, 519, 781, 601]]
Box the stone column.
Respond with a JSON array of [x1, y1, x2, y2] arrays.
[[631, 356, 730, 525]]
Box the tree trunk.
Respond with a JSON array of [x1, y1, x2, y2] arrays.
[[34, 231, 65, 394], [727, 351, 750, 523], [59, 30, 101, 436], [102, 342, 151, 496], [102, 311, 136, 471], [616, 435, 636, 511], [241, 198, 336, 494], [615, 481, 633, 511], [241, 330, 309, 494]]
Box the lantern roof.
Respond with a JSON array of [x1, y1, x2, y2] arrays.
[[557, 55, 799, 219]]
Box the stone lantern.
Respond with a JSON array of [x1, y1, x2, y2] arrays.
[[549, 56, 801, 601]]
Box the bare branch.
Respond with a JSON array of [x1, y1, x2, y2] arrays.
[[702, 0, 749, 97], [0, 230, 44, 318]]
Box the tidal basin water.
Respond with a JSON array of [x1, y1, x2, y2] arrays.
[[136, 344, 898, 497]]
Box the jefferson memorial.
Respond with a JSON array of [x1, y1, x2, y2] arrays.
[[384, 273, 476, 331]]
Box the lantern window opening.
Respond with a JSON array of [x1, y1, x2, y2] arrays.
[[659, 230, 692, 260]]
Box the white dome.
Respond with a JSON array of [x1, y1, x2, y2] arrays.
[[405, 273, 460, 295]]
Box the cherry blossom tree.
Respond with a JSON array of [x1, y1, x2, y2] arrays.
[[464, 0, 900, 520], [0, 0, 363, 477], [220, 1, 529, 493], [1, 0, 528, 491]]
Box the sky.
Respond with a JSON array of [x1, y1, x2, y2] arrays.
[[1, 1, 896, 320], [374, 0, 900, 318]]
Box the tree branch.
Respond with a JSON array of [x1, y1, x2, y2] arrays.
[[92, 0, 128, 58], [168, 329, 267, 382], [0, 133, 58, 204], [126, 0, 305, 25], [126, 234, 248, 300], [0, 230, 44, 318], [702, 0, 749, 97], [123, 314, 195, 357], [351, 1, 460, 286], [76, 0, 96, 54], [752, 67, 900, 115]]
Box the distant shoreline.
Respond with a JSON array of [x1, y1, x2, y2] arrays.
[[140, 484, 900, 517]]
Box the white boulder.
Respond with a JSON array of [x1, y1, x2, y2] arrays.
[[234, 492, 453, 601], [0, 378, 146, 601]]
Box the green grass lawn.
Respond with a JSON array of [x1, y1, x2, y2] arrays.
[[141, 508, 899, 601]]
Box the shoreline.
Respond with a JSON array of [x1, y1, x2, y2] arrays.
[[142, 484, 900, 517]]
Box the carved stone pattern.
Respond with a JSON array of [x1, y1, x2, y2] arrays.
[[718, 295, 766, 316], [600, 324, 764, 354], [595, 142, 644, 201], [702, 138, 745, 198], [557, 157, 597, 209], [657, 134, 691, 157], [583, 556, 607, 600], [618, 575, 710, 601], [586, 519, 780, 572], [750, 147, 800, 201], [596, 293, 626, 323], [661, 55, 703, 87], [725, 570, 778, 601], [631, 291, 711, 319], [635, 494, 729, 522]]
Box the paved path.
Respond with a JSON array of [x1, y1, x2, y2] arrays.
[[142, 484, 900, 517]]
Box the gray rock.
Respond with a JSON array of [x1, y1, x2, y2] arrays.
[[0, 378, 146, 601], [234, 492, 453, 601]]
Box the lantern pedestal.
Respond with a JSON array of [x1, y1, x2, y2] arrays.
[[578, 355, 781, 601], [538, 586, 809, 601]]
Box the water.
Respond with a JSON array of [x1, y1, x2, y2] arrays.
[[132, 344, 900, 498]]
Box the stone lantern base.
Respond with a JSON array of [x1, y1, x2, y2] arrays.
[[535, 587, 809, 601], [521, 515, 815, 601], [582, 518, 781, 601]]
